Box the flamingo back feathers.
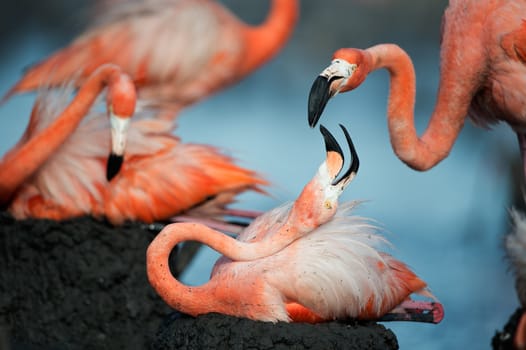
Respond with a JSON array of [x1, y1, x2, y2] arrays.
[[6, 0, 245, 107], [7, 85, 265, 224], [277, 202, 429, 320], [211, 202, 431, 322], [105, 141, 266, 224]]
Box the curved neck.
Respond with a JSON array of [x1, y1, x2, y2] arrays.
[[366, 43, 478, 170], [0, 65, 125, 204], [146, 159, 339, 315], [238, 0, 299, 75], [146, 221, 301, 315]]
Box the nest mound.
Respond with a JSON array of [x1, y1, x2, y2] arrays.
[[0, 213, 398, 350]]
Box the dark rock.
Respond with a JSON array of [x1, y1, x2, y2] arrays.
[[0, 212, 170, 350], [0, 212, 399, 350], [492, 307, 524, 350], [153, 312, 399, 350]]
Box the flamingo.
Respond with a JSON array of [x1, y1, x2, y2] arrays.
[[504, 208, 526, 349], [4, 0, 299, 118], [0, 63, 135, 206], [308, 0, 526, 176], [147, 124, 444, 323], [0, 63, 266, 226]]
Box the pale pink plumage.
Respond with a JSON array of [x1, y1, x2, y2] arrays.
[[211, 201, 424, 322], [147, 126, 441, 323], [5, 0, 299, 116]]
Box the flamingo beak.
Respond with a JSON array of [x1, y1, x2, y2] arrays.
[[308, 76, 332, 128], [308, 60, 357, 128], [319, 124, 359, 188], [107, 113, 130, 181], [320, 123, 344, 179]]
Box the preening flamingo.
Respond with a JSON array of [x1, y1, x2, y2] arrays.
[[147, 125, 444, 323], [308, 0, 526, 176], [504, 209, 526, 349], [0, 64, 266, 225], [0, 64, 134, 206], [5, 0, 299, 118]]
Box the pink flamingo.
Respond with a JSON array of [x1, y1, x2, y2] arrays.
[[5, 0, 299, 118], [0, 64, 266, 225], [147, 125, 444, 323], [308, 0, 526, 177], [0, 63, 134, 204]]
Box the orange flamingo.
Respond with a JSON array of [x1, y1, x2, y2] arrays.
[[0, 64, 266, 225], [505, 208, 526, 349], [308, 0, 526, 176], [0, 63, 135, 205], [5, 0, 299, 118], [147, 125, 444, 323]]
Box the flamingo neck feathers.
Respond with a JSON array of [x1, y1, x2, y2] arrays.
[[147, 168, 332, 317], [146, 221, 298, 316], [0, 65, 122, 204], [146, 223, 221, 316], [239, 0, 299, 75], [366, 43, 478, 171]]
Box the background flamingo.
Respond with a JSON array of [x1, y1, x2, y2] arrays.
[[0, 64, 135, 208], [502, 208, 526, 349], [147, 125, 443, 324], [4, 0, 299, 119], [0, 1, 516, 348], [0, 63, 266, 225], [308, 0, 526, 178]]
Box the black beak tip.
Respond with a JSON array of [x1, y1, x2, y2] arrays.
[[319, 123, 360, 186], [106, 153, 123, 181], [319, 124, 343, 158], [308, 75, 331, 128]]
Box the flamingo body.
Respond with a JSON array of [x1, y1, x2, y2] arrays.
[[6, 0, 298, 114], [208, 202, 426, 322], [308, 0, 526, 175], [2, 70, 265, 225], [147, 126, 441, 323]]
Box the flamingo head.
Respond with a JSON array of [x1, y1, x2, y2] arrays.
[[106, 72, 136, 181], [308, 48, 370, 128], [318, 124, 359, 203], [292, 124, 359, 230]]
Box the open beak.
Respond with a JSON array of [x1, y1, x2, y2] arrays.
[[319, 124, 359, 188], [106, 113, 130, 181]]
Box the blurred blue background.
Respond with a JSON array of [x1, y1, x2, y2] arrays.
[[0, 1, 520, 348]]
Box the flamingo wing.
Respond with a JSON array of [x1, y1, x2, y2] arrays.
[[263, 203, 427, 321], [8, 0, 246, 106], [105, 131, 267, 225]]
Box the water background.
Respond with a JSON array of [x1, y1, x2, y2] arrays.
[[0, 1, 520, 348]]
